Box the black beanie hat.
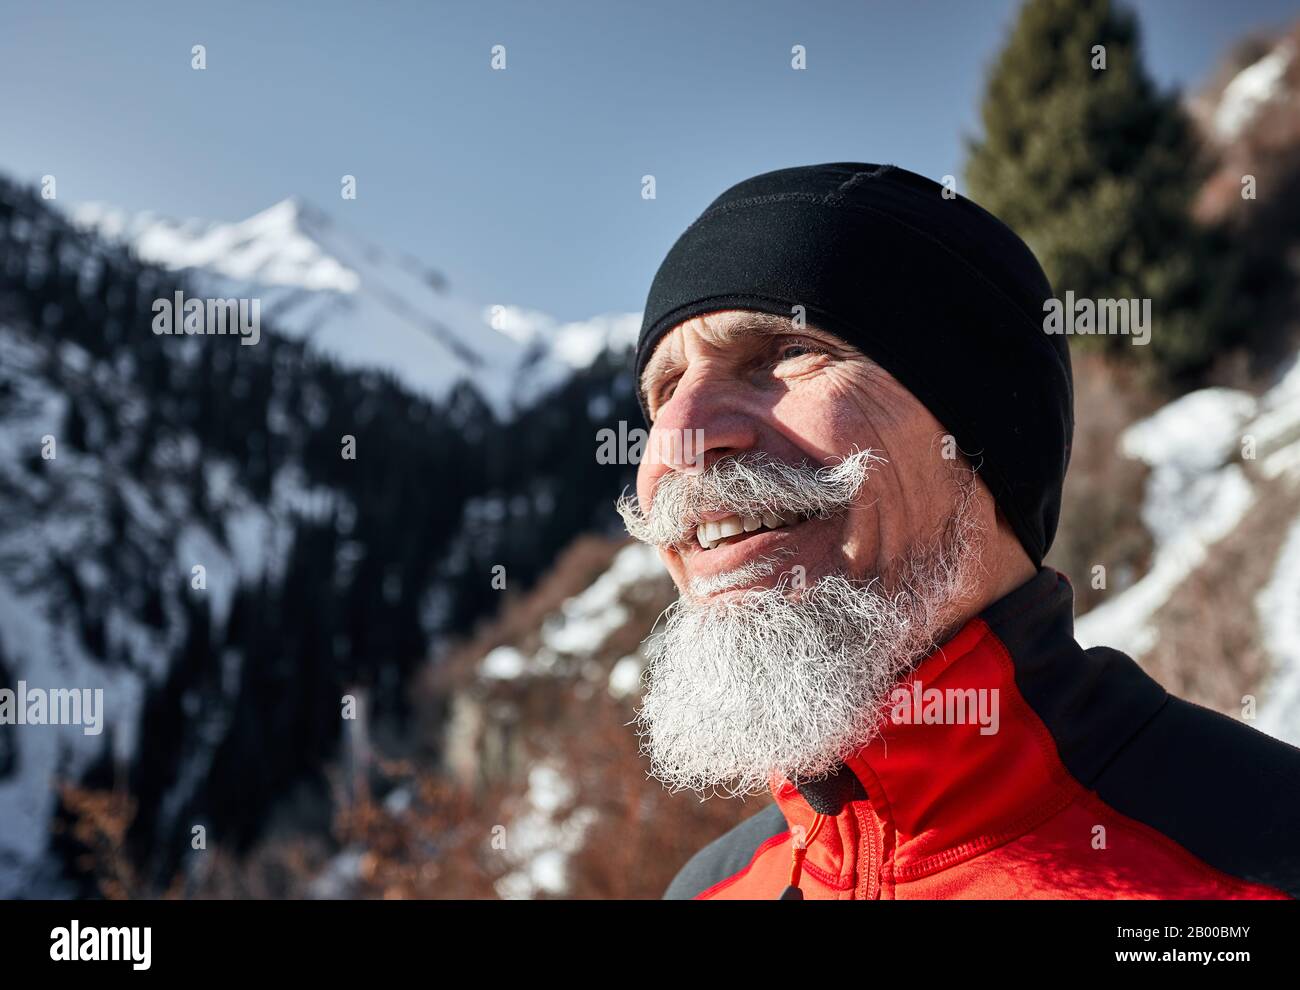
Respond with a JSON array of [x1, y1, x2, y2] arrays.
[[634, 162, 1074, 566]]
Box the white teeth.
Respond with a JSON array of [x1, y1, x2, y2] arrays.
[[695, 512, 801, 549], [696, 523, 712, 549], [717, 517, 743, 540]]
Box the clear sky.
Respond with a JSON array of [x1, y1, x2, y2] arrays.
[[1, 0, 1294, 322]]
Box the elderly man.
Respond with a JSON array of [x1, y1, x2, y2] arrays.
[[617, 163, 1300, 900]]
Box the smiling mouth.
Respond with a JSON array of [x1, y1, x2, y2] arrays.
[[693, 512, 804, 550]]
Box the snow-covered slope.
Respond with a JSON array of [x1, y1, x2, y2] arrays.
[[1076, 355, 1300, 746], [0, 328, 295, 895], [71, 198, 638, 416]]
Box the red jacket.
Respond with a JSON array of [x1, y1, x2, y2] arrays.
[[664, 568, 1300, 899]]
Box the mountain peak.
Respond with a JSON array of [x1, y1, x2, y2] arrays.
[[245, 196, 332, 236], [68, 195, 637, 415]]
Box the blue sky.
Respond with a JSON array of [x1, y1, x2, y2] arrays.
[[1, 0, 1294, 322]]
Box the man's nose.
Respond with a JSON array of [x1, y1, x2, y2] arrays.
[[647, 370, 758, 475]]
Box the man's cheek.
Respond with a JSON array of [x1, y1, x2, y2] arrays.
[[835, 504, 881, 576], [634, 465, 655, 513], [792, 381, 876, 453]]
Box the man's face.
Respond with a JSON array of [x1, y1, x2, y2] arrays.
[[634, 309, 971, 599], [622, 308, 994, 794]]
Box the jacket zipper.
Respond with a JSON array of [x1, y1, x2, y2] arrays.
[[778, 786, 884, 899], [778, 812, 828, 900], [855, 799, 883, 900]]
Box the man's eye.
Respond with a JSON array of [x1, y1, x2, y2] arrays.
[[775, 340, 826, 362], [653, 378, 679, 410]]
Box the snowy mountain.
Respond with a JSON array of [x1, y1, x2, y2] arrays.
[[0, 176, 645, 897], [71, 198, 640, 416]]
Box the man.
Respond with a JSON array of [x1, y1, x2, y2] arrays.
[[617, 162, 1300, 899]]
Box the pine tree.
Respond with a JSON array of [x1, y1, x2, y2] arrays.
[[966, 0, 1232, 381]]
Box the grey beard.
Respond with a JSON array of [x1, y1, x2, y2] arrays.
[[633, 476, 983, 798]]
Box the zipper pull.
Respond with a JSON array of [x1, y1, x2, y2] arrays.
[[778, 812, 827, 900]]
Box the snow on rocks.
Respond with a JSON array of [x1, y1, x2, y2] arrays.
[[476, 543, 664, 683], [1077, 354, 1300, 749], [1213, 40, 1295, 139], [1076, 387, 1259, 656], [493, 762, 597, 899]]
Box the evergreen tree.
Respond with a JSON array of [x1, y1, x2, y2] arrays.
[[966, 0, 1235, 380]]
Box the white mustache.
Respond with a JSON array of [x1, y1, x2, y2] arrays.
[[616, 448, 884, 549]]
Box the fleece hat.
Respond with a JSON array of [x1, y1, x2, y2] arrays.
[[635, 162, 1074, 566]]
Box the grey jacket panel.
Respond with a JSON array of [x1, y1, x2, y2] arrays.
[[662, 803, 788, 899]]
